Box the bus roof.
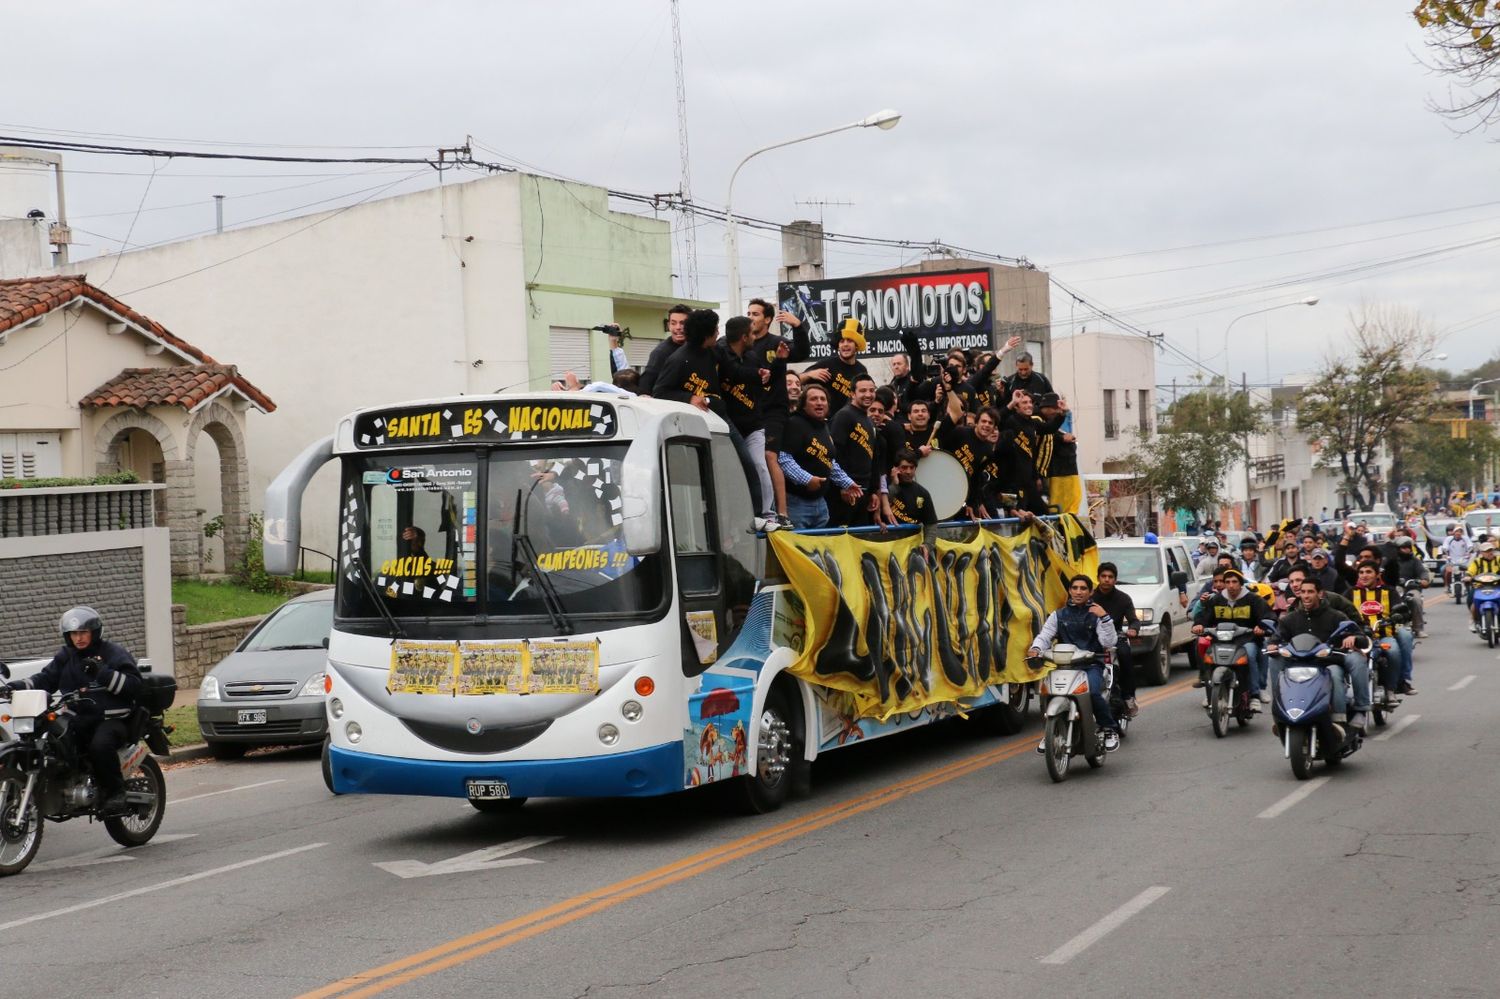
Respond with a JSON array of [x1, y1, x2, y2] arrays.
[[333, 392, 727, 453]]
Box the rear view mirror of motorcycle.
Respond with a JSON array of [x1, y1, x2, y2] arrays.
[[0, 661, 9, 680]]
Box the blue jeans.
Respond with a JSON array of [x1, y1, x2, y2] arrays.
[[786, 492, 828, 531], [1327, 654, 1372, 716], [1394, 626, 1415, 684], [1084, 664, 1116, 732]]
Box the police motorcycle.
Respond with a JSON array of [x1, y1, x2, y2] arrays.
[[0, 661, 175, 877], [1203, 620, 1273, 738], [1036, 645, 1117, 783], [1268, 621, 1368, 781], [1467, 572, 1500, 648]]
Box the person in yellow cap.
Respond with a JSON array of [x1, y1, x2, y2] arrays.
[[799, 317, 869, 415]]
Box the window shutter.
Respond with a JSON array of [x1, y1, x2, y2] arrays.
[[547, 327, 596, 383]]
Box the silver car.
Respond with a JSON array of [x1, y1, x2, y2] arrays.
[[197, 590, 332, 759]]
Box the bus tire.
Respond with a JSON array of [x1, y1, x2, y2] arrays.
[[972, 701, 1024, 736], [736, 688, 797, 815]]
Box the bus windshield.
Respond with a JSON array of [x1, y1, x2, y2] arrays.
[[337, 445, 664, 630]]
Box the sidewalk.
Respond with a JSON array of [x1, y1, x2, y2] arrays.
[[172, 686, 199, 709]]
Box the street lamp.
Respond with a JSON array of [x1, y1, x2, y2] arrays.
[[1221, 297, 1318, 531], [723, 109, 902, 313]]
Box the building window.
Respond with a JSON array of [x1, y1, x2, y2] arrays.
[[1138, 389, 1150, 434], [547, 327, 595, 384], [1103, 389, 1117, 440]]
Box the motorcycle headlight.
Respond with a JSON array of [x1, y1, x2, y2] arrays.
[[300, 672, 327, 698], [11, 716, 34, 734], [200, 676, 220, 701], [1285, 666, 1320, 683]]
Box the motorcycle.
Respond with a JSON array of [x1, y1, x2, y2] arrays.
[[1036, 645, 1115, 783], [1362, 611, 1410, 729], [1450, 569, 1467, 605], [1469, 573, 1500, 648], [1203, 620, 1271, 738], [0, 662, 176, 876], [1270, 621, 1366, 780]]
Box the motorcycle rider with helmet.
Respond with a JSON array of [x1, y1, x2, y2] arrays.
[[1388, 536, 1431, 640], [4, 607, 142, 815], [1466, 540, 1500, 632]]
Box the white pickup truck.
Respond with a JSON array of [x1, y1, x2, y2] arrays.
[[1097, 537, 1197, 685]]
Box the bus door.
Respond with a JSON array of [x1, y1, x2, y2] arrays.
[[665, 439, 729, 676]]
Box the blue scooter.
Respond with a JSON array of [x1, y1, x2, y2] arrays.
[[1270, 621, 1367, 780], [1469, 572, 1500, 648]]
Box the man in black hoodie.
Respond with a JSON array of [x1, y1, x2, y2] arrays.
[[778, 383, 860, 529], [656, 309, 766, 525], [747, 298, 810, 528], [637, 304, 692, 396], [6, 606, 142, 814], [800, 318, 870, 415], [999, 349, 1054, 401]]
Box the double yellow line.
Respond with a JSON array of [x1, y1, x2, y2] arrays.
[[300, 677, 1192, 999]]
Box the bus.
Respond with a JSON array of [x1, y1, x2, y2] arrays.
[[264, 392, 1087, 813]]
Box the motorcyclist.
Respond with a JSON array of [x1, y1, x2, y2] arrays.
[[1091, 562, 1140, 719], [1190, 568, 1272, 709], [3, 607, 142, 815], [1350, 559, 1411, 706], [1269, 577, 1372, 735], [1029, 574, 1121, 752], [1388, 536, 1432, 640], [1465, 541, 1500, 633], [1442, 525, 1475, 590]]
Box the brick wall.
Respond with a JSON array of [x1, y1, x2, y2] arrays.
[[0, 548, 148, 659], [170, 605, 266, 689]]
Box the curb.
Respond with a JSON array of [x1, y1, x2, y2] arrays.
[[166, 742, 217, 763]]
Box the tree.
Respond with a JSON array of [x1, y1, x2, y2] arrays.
[[1413, 1, 1500, 128], [1124, 384, 1265, 524], [1398, 418, 1500, 494], [1296, 305, 1444, 510]]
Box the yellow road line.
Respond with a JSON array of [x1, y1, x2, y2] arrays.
[[301, 676, 1193, 998]]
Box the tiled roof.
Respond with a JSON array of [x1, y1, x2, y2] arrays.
[[0, 275, 211, 360], [0, 275, 275, 413], [80, 365, 275, 414]]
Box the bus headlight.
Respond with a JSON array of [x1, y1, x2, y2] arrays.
[[621, 700, 643, 722], [345, 721, 363, 744], [329, 698, 344, 719], [597, 723, 620, 746]]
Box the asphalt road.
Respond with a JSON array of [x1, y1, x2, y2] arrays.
[[4, 593, 1498, 999]]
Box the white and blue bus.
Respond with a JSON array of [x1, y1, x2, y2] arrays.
[[265, 392, 1039, 814]]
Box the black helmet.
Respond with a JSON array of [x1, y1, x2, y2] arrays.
[[60, 606, 103, 645]]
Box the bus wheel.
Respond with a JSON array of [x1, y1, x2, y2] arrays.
[[471, 797, 528, 814], [737, 689, 796, 815]]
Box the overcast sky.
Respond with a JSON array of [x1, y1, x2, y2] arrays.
[[3, 1, 1497, 387]]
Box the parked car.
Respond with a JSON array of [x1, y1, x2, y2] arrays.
[[196, 589, 332, 759], [1464, 508, 1500, 540], [1098, 537, 1196, 685]]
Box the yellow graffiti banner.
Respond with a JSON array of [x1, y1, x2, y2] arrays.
[[768, 515, 1097, 721]]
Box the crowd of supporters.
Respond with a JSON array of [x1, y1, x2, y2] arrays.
[[570, 302, 1081, 534]]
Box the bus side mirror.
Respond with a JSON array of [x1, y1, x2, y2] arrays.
[[621, 432, 664, 556], [264, 435, 335, 576]]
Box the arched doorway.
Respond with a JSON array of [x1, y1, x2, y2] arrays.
[[185, 402, 250, 573], [95, 410, 178, 534]]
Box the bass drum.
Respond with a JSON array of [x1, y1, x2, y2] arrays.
[[914, 450, 969, 522]]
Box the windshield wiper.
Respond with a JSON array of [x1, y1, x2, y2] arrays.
[[351, 551, 406, 640], [262, 644, 325, 651], [512, 486, 573, 635]]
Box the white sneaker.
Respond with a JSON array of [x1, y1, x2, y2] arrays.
[[753, 517, 780, 534], [1201, 693, 1210, 708]]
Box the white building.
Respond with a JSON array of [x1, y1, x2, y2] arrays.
[[0, 171, 708, 562]]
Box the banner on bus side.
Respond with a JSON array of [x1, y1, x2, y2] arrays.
[[767, 514, 1097, 721]]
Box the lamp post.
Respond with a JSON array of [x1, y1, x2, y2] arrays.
[[1471, 378, 1500, 496], [723, 109, 901, 314], [1220, 297, 1318, 531]]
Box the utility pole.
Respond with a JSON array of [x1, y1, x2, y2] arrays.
[[670, 0, 698, 297]]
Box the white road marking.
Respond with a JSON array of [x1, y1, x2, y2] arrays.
[[1448, 675, 1476, 691], [1040, 886, 1171, 965], [1258, 777, 1331, 819], [375, 835, 562, 879], [1372, 714, 1420, 742], [0, 843, 326, 933], [25, 833, 200, 874], [172, 779, 285, 804]]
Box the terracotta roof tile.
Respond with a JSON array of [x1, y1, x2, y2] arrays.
[[79, 364, 270, 413], [1, 275, 274, 413]]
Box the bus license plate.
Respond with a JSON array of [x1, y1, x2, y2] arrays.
[[237, 709, 267, 726], [466, 780, 510, 800]]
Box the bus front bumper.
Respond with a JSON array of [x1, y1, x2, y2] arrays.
[[327, 741, 685, 799]]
